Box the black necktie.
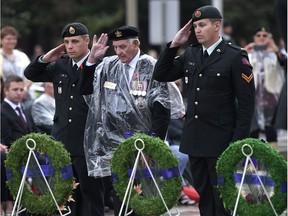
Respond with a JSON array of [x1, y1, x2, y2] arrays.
[[202, 50, 209, 64], [15, 107, 28, 131], [73, 64, 78, 75]]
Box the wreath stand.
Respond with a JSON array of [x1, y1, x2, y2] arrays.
[[11, 138, 71, 216], [119, 138, 180, 216], [233, 144, 278, 216]]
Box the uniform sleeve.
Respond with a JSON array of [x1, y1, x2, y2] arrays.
[[153, 42, 185, 82], [24, 56, 52, 82], [231, 50, 255, 142], [79, 63, 97, 95]]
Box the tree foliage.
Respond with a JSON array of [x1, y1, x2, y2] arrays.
[[1, 0, 282, 57]]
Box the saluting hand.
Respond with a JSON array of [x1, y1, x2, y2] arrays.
[[87, 33, 109, 64], [171, 19, 193, 48], [42, 44, 66, 63]]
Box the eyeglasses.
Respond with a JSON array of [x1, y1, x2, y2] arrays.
[[255, 34, 268, 38]]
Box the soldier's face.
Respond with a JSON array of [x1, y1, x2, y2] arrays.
[[112, 39, 139, 64], [193, 19, 221, 48], [63, 35, 90, 62]]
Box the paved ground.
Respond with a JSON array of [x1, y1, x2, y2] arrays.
[[104, 204, 200, 216]]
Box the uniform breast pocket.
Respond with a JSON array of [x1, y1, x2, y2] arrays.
[[54, 77, 69, 100], [183, 64, 196, 89], [207, 70, 230, 93]]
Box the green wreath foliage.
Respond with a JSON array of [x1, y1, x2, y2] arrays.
[[111, 133, 182, 216], [5, 133, 74, 214], [216, 138, 287, 216]]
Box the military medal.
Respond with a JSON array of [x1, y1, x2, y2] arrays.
[[141, 91, 146, 96], [185, 77, 188, 84], [138, 83, 142, 96]]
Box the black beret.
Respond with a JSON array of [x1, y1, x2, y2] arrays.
[[108, 26, 139, 41], [192, 5, 222, 23], [253, 26, 270, 35], [61, 22, 88, 38]]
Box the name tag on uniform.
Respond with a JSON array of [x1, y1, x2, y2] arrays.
[[104, 81, 117, 90]]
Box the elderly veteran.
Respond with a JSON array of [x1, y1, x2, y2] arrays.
[[79, 25, 185, 216], [153, 5, 255, 216], [24, 22, 105, 216]]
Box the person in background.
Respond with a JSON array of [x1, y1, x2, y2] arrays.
[[31, 82, 55, 134], [244, 26, 285, 149], [79, 25, 184, 216], [0, 26, 34, 110], [24, 22, 105, 216], [222, 20, 236, 45], [30, 44, 45, 61], [1, 75, 36, 216], [153, 5, 255, 216]]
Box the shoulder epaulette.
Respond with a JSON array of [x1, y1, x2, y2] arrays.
[[227, 43, 242, 51], [191, 43, 201, 47]]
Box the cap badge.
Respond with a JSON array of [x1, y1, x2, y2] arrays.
[[69, 26, 75, 35], [195, 11, 201, 18], [261, 27, 266, 32], [115, 30, 122, 38]]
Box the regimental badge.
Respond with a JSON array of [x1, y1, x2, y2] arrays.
[[115, 31, 122, 38], [195, 11, 201, 18], [135, 97, 147, 109], [261, 27, 266, 32], [69, 26, 75, 35]]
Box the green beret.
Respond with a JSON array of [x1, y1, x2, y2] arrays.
[[108, 26, 139, 41], [192, 5, 222, 22], [61, 22, 88, 38]]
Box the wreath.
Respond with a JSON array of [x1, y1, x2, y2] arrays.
[[111, 133, 182, 216], [5, 133, 75, 215], [216, 138, 287, 216]]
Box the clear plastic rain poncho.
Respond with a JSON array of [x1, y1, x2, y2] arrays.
[[248, 51, 285, 131], [83, 54, 185, 177]]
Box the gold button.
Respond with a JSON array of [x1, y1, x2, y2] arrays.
[[69, 119, 72, 123], [72, 84, 75, 87], [69, 107, 72, 111], [59, 81, 62, 84], [195, 115, 198, 119], [195, 101, 198, 105], [70, 96, 74, 99], [185, 70, 188, 72], [199, 74, 202, 77], [196, 87, 200, 91]]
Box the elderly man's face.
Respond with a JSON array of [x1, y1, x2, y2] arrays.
[[112, 39, 139, 64]]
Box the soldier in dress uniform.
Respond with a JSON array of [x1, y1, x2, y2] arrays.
[[24, 22, 105, 216], [153, 5, 255, 216]]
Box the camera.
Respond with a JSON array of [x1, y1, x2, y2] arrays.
[[253, 44, 267, 51]]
